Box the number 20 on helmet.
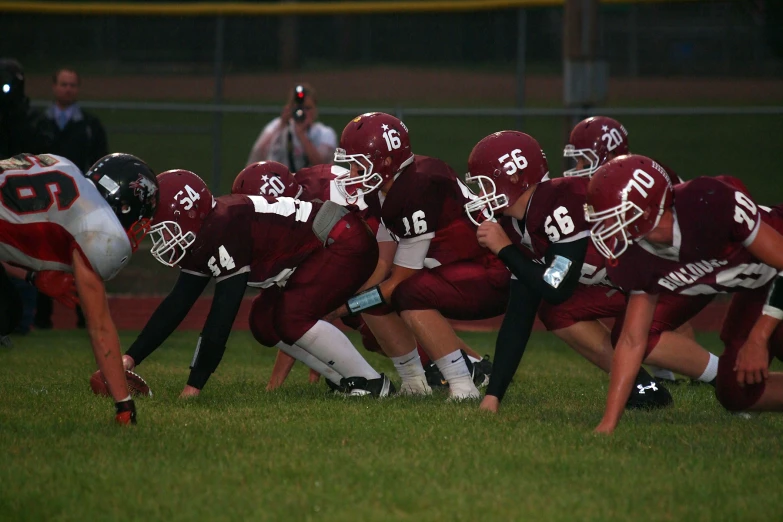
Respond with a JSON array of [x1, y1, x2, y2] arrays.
[[464, 130, 549, 225], [148, 170, 213, 267]]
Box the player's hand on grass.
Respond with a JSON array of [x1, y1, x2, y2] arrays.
[[309, 369, 321, 383], [122, 355, 136, 371], [115, 399, 137, 425], [476, 221, 512, 255], [179, 385, 201, 399], [734, 338, 769, 387], [594, 419, 617, 435], [479, 395, 499, 413]]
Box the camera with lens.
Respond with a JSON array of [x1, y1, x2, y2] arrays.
[[292, 85, 307, 123]]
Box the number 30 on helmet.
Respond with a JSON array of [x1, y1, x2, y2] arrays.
[[584, 154, 673, 260], [232, 161, 302, 199], [334, 112, 414, 198], [148, 170, 213, 267]]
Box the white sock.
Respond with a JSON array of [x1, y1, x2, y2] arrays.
[[435, 350, 477, 392], [391, 349, 426, 381], [466, 353, 481, 365], [275, 341, 344, 385], [698, 353, 719, 382], [295, 320, 381, 380]]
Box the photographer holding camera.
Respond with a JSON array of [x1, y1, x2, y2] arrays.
[[247, 83, 336, 171]]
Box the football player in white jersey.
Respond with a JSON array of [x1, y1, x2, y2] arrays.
[[0, 153, 158, 424]]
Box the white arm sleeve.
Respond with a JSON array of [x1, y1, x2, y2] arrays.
[[393, 233, 434, 270]]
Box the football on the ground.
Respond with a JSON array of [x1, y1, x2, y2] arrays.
[[89, 370, 153, 398]]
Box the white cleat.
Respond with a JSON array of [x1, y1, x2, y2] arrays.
[[398, 377, 432, 396]]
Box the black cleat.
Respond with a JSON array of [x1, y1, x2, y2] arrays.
[[325, 378, 349, 394], [342, 373, 396, 397], [625, 368, 673, 410], [465, 352, 492, 388], [424, 361, 449, 389]]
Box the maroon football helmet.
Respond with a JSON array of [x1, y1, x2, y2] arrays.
[[584, 154, 673, 260], [334, 112, 414, 198], [464, 131, 549, 225], [232, 161, 302, 198], [148, 170, 213, 267], [564, 116, 629, 177]]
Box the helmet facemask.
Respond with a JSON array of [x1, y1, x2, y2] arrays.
[[127, 218, 152, 252], [148, 221, 197, 267], [563, 146, 601, 177], [333, 148, 383, 200], [464, 174, 508, 226], [585, 189, 667, 260]]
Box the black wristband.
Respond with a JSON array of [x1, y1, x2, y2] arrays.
[[25, 271, 35, 285], [346, 285, 385, 316]]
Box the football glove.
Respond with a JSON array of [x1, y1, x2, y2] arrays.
[[115, 399, 137, 425], [28, 270, 79, 309]]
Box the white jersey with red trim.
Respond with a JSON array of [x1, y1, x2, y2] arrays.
[[0, 154, 131, 280]]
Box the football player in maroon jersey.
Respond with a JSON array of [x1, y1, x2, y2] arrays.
[[559, 116, 699, 384], [123, 169, 393, 397], [464, 131, 718, 413], [329, 112, 500, 400], [585, 155, 783, 433], [0, 153, 159, 424], [563, 116, 629, 178], [234, 161, 482, 391]]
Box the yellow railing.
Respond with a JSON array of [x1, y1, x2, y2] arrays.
[[0, 0, 707, 16]]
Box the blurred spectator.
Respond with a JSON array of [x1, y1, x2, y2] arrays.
[[36, 67, 108, 173], [0, 58, 40, 158], [0, 58, 43, 340], [34, 67, 109, 329], [247, 82, 336, 171]]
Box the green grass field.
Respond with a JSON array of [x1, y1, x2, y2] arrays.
[[2, 330, 782, 521]]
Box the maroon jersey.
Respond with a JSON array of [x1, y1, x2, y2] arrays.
[[606, 176, 779, 296], [501, 176, 609, 284], [179, 194, 322, 287], [363, 155, 485, 265]]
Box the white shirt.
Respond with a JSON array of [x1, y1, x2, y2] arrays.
[[248, 117, 337, 172]]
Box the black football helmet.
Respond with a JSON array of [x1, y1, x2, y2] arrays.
[[85, 153, 159, 251]]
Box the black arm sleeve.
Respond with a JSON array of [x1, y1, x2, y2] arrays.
[[125, 271, 210, 365], [187, 272, 249, 389], [497, 237, 588, 305], [485, 279, 541, 401]]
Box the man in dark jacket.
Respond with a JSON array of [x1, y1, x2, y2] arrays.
[[35, 67, 109, 329]]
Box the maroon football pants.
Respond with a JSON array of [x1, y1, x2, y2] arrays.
[[249, 213, 378, 346], [390, 254, 510, 320], [716, 285, 783, 411], [539, 284, 713, 357]]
